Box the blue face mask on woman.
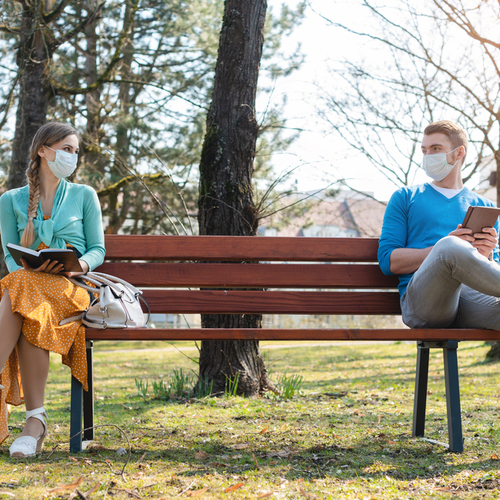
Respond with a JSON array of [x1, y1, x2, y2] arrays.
[[44, 146, 78, 179]]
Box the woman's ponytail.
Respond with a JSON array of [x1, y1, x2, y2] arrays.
[[19, 122, 77, 248], [19, 160, 41, 248]]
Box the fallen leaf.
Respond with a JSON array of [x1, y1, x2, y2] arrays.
[[277, 449, 291, 458], [195, 450, 209, 460], [45, 476, 84, 495], [252, 452, 259, 468], [0, 491, 15, 498], [85, 482, 101, 497], [260, 427, 268, 434], [280, 424, 287, 431], [491, 454, 499, 460], [186, 487, 208, 497], [224, 482, 244, 493], [231, 443, 249, 450], [231, 454, 243, 459], [257, 493, 273, 499], [296, 484, 306, 495]]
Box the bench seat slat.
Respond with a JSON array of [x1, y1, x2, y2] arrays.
[[96, 262, 399, 288], [103, 235, 380, 262], [85, 328, 500, 342], [140, 290, 401, 314]]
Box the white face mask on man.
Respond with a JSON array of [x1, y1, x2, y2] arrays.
[[44, 146, 78, 179], [421, 146, 462, 182]]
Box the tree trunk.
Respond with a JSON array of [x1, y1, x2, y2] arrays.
[[486, 149, 500, 360], [8, 4, 53, 190], [82, 5, 105, 176], [197, 0, 274, 397]]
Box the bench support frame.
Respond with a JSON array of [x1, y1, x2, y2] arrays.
[[412, 340, 463, 452], [70, 341, 94, 453], [71, 339, 464, 453]]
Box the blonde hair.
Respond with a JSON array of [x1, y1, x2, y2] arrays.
[[20, 122, 78, 247], [423, 120, 468, 159]]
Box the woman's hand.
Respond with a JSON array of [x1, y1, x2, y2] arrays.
[[21, 258, 64, 274], [61, 259, 89, 278]]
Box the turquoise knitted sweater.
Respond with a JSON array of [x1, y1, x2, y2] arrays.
[[0, 179, 105, 273], [378, 183, 499, 297]]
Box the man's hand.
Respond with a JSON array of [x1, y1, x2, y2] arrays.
[[471, 227, 498, 259], [450, 224, 498, 259], [449, 224, 474, 242], [21, 258, 64, 274]]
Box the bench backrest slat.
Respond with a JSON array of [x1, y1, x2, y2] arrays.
[[97, 262, 399, 289], [103, 235, 380, 262], [142, 290, 402, 315]]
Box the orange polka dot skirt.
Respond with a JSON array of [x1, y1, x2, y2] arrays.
[[0, 269, 90, 445]]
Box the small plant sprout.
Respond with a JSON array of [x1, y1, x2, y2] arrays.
[[276, 373, 304, 400], [151, 378, 169, 400], [195, 375, 214, 398], [225, 373, 240, 397], [135, 378, 148, 400], [170, 368, 190, 398]]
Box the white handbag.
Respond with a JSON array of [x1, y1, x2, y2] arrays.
[[60, 271, 149, 329]]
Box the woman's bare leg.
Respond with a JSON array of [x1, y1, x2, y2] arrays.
[[17, 334, 49, 438], [0, 290, 23, 368]]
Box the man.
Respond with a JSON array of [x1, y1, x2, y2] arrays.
[[378, 120, 500, 329]]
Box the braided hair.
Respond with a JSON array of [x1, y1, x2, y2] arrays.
[[20, 122, 78, 248]]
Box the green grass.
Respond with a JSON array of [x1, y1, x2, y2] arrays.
[[1, 341, 500, 499]]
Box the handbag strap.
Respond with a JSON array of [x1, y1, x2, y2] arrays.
[[68, 272, 141, 302], [88, 272, 143, 297]]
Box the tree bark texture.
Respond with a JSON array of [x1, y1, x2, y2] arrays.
[[486, 152, 500, 359], [197, 0, 274, 397], [9, 3, 55, 190]]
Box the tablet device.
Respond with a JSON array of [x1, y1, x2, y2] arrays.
[[461, 206, 500, 234]]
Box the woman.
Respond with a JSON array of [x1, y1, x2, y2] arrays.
[[0, 122, 105, 458]]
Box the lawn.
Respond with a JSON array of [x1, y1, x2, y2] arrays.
[[0, 341, 499, 499]]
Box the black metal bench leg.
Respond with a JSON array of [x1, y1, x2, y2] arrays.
[[443, 341, 463, 452], [412, 341, 430, 438], [70, 375, 83, 453], [83, 340, 94, 442]]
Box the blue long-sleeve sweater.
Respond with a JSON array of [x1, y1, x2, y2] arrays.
[[0, 179, 105, 273], [378, 183, 499, 296]]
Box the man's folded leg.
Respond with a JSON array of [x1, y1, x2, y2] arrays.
[[402, 236, 500, 328]]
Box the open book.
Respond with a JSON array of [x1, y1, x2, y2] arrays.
[[6, 243, 83, 273]]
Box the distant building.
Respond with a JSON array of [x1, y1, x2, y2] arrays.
[[258, 190, 387, 238]]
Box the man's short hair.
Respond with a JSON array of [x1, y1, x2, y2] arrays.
[[424, 120, 468, 155]]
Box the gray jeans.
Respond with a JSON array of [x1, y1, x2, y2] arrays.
[[401, 235, 500, 329]]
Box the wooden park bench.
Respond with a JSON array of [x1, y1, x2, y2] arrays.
[[70, 235, 500, 453]]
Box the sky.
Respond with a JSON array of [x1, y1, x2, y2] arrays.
[[262, 0, 430, 202]]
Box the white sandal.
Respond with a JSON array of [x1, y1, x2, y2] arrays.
[[9, 407, 48, 458]]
